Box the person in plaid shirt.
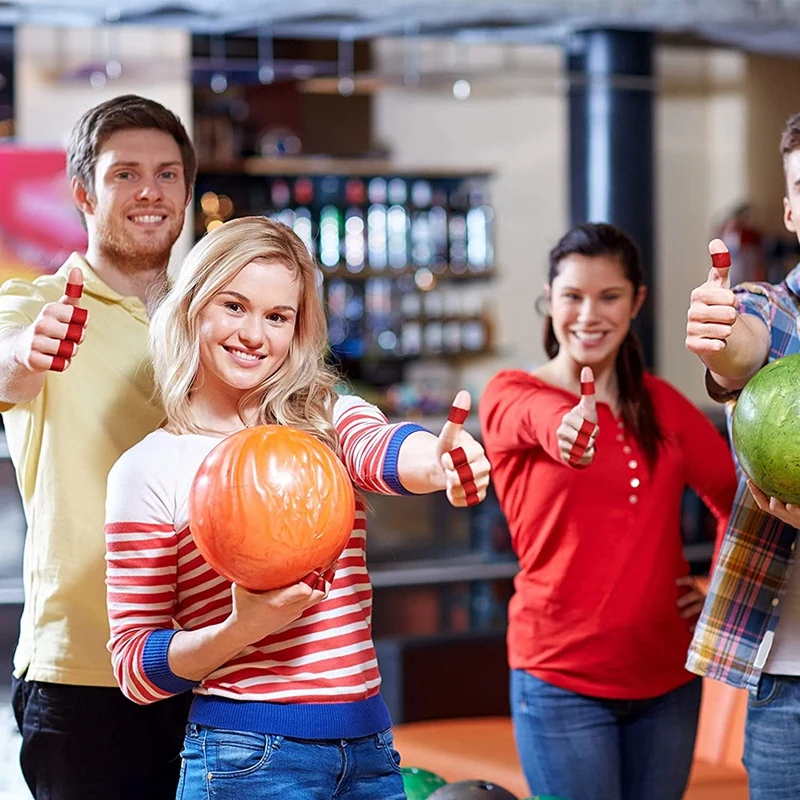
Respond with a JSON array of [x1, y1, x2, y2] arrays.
[[685, 111, 800, 799]]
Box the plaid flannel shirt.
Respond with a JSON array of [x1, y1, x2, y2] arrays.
[[686, 265, 800, 691]]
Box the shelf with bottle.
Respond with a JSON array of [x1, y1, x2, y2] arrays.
[[195, 172, 494, 277], [194, 170, 496, 363], [326, 274, 495, 362]]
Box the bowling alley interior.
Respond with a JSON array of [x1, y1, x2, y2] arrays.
[[4, 2, 800, 799]]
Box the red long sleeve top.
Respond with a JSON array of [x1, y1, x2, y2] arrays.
[[479, 370, 736, 700]]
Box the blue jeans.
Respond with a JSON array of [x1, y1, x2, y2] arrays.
[[176, 723, 407, 799], [510, 670, 702, 800], [744, 673, 800, 799]]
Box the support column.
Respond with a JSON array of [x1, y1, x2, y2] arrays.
[[567, 29, 655, 366]]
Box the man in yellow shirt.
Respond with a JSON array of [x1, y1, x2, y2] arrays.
[[0, 95, 196, 799]]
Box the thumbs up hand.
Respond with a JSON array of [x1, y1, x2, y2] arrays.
[[13, 267, 88, 374], [685, 239, 738, 357], [435, 390, 491, 507], [557, 367, 599, 469]]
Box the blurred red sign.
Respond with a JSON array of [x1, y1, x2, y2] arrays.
[[0, 147, 87, 283]]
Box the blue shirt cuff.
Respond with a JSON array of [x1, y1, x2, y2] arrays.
[[142, 629, 199, 695], [382, 423, 431, 495]]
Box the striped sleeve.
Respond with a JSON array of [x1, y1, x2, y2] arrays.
[[333, 394, 428, 495], [105, 436, 197, 705]]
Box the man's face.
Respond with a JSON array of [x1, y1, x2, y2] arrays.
[[783, 149, 800, 244], [78, 128, 190, 269]]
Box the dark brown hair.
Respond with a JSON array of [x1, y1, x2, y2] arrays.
[[67, 94, 196, 198], [781, 112, 800, 168], [544, 222, 663, 468]]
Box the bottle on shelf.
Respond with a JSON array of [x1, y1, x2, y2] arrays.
[[319, 176, 343, 272], [365, 277, 397, 356], [410, 179, 433, 270], [466, 181, 494, 272], [326, 278, 364, 359], [429, 182, 449, 274], [448, 182, 469, 274], [387, 177, 409, 271], [292, 176, 315, 256], [344, 178, 367, 274], [367, 177, 388, 272], [270, 178, 295, 230]]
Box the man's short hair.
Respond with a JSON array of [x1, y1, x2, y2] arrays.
[[67, 94, 196, 198], [780, 112, 800, 174]]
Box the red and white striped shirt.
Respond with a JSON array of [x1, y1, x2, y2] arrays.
[[105, 395, 425, 739]]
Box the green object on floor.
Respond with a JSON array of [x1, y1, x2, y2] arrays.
[[402, 766, 448, 799]]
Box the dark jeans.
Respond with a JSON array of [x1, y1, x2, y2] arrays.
[[510, 670, 702, 800], [11, 674, 192, 800]]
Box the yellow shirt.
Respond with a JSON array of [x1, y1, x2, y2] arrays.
[[0, 253, 163, 686]]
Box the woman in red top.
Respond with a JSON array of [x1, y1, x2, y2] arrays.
[[479, 223, 736, 800]]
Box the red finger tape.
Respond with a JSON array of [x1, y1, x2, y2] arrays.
[[50, 355, 67, 373], [456, 462, 474, 484], [56, 340, 74, 359], [449, 446, 468, 468], [461, 479, 478, 496], [70, 306, 88, 326], [466, 493, 481, 507], [322, 567, 336, 584], [579, 419, 596, 437], [64, 323, 83, 344], [448, 405, 469, 424], [580, 380, 595, 396], [65, 282, 83, 299], [300, 572, 320, 589], [574, 430, 591, 450], [711, 252, 731, 269], [314, 575, 327, 591]]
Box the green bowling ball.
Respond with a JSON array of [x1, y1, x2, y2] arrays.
[[402, 766, 448, 799], [732, 353, 800, 504]]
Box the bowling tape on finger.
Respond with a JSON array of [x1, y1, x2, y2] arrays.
[[711, 252, 731, 269], [65, 282, 83, 299], [300, 572, 320, 589], [64, 323, 83, 344], [314, 575, 327, 591], [449, 446, 475, 485], [56, 339, 74, 359], [581, 380, 595, 395], [568, 420, 597, 467], [322, 567, 336, 584], [448, 405, 469, 425], [460, 478, 481, 507], [50, 355, 67, 373], [70, 306, 88, 326]]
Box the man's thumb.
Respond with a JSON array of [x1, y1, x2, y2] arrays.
[[63, 267, 84, 308]]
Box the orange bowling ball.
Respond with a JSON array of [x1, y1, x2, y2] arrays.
[[189, 425, 355, 591]]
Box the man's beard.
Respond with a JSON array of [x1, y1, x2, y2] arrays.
[[96, 211, 185, 273]]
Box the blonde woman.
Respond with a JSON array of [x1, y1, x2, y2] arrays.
[[103, 216, 490, 800]]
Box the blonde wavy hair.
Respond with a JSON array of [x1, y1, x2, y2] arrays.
[[149, 216, 340, 453]]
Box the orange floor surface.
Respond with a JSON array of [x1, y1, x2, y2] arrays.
[[393, 679, 750, 799]]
